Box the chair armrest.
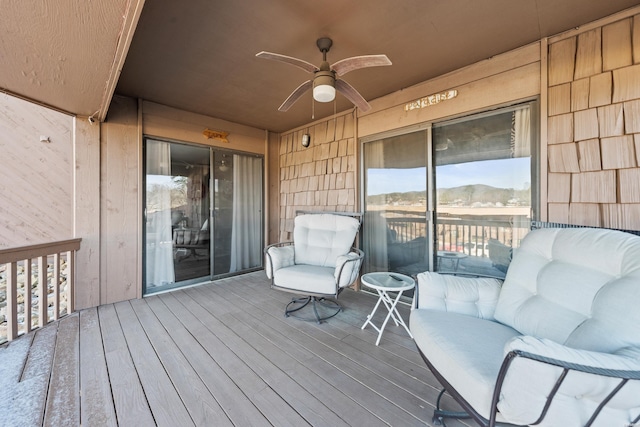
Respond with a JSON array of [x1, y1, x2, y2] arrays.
[[414, 271, 502, 320], [334, 247, 364, 288], [492, 336, 640, 426], [264, 242, 294, 279], [505, 336, 640, 374]]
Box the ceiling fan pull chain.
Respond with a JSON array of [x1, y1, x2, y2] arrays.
[[333, 98, 337, 140]]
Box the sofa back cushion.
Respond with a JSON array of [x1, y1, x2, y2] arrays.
[[494, 227, 640, 353], [294, 214, 360, 268]]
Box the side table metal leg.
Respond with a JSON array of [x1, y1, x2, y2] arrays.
[[390, 291, 413, 339], [361, 289, 384, 331], [375, 290, 399, 345], [378, 290, 401, 327], [362, 287, 414, 345]]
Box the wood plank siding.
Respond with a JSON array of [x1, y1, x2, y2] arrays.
[[0, 272, 470, 427]]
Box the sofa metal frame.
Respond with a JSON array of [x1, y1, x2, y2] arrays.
[[418, 221, 640, 427], [420, 346, 640, 427]]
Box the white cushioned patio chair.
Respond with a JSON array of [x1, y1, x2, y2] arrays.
[[264, 212, 364, 323]]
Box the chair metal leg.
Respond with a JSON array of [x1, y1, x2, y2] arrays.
[[432, 388, 473, 426], [285, 296, 341, 324], [285, 296, 312, 316]]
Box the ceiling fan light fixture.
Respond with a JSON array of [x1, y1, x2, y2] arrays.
[[313, 84, 335, 102], [313, 72, 335, 102]]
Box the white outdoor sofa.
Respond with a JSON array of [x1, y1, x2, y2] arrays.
[[410, 226, 640, 427]]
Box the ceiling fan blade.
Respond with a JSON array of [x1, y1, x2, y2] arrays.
[[335, 79, 371, 112], [256, 51, 318, 74], [278, 80, 313, 112], [331, 55, 392, 76]]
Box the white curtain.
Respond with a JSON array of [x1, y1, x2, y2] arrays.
[[512, 107, 531, 158], [363, 141, 389, 272], [229, 155, 262, 272], [145, 140, 175, 287]]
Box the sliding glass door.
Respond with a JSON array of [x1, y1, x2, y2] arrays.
[[362, 128, 430, 277], [361, 102, 536, 279], [144, 139, 263, 295], [433, 105, 535, 277], [211, 152, 263, 275]]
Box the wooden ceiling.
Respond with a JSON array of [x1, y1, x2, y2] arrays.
[[1, 0, 639, 133]]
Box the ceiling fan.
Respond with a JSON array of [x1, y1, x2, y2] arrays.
[[256, 37, 391, 113]]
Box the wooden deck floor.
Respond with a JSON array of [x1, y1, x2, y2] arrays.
[[0, 271, 471, 427]]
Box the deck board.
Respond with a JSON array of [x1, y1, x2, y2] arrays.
[[129, 297, 234, 427], [175, 287, 328, 427], [162, 289, 311, 427], [114, 300, 195, 427], [44, 314, 80, 427], [98, 303, 155, 426], [0, 271, 472, 427], [79, 308, 117, 427], [208, 277, 433, 426], [1, 327, 54, 427], [145, 295, 272, 427]]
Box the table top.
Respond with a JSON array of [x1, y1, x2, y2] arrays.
[[437, 251, 468, 259], [361, 272, 415, 291]]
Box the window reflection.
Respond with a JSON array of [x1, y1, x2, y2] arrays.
[[361, 103, 536, 281], [433, 107, 533, 277]]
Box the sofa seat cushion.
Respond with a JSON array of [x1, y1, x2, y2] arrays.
[[410, 310, 521, 419], [273, 264, 337, 295]]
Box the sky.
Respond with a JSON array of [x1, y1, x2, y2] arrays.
[[367, 158, 530, 196]]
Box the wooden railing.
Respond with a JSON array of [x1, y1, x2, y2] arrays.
[[436, 217, 529, 254], [0, 238, 81, 344], [385, 214, 530, 250]]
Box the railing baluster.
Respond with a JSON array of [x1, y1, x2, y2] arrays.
[[7, 262, 18, 341], [67, 250, 74, 314], [38, 255, 47, 328], [52, 253, 60, 321], [24, 259, 32, 334]]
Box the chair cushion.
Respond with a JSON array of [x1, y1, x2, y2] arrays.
[[273, 264, 338, 295], [494, 228, 640, 353], [294, 214, 360, 267], [410, 309, 521, 420]]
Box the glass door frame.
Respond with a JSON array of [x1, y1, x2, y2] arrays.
[[359, 122, 435, 276], [359, 99, 539, 278], [142, 137, 265, 296], [210, 149, 265, 280]]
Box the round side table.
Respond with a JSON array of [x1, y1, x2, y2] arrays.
[[360, 272, 415, 346], [437, 250, 468, 271]]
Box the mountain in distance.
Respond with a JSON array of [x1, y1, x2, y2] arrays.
[[368, 184, 530, 206]]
